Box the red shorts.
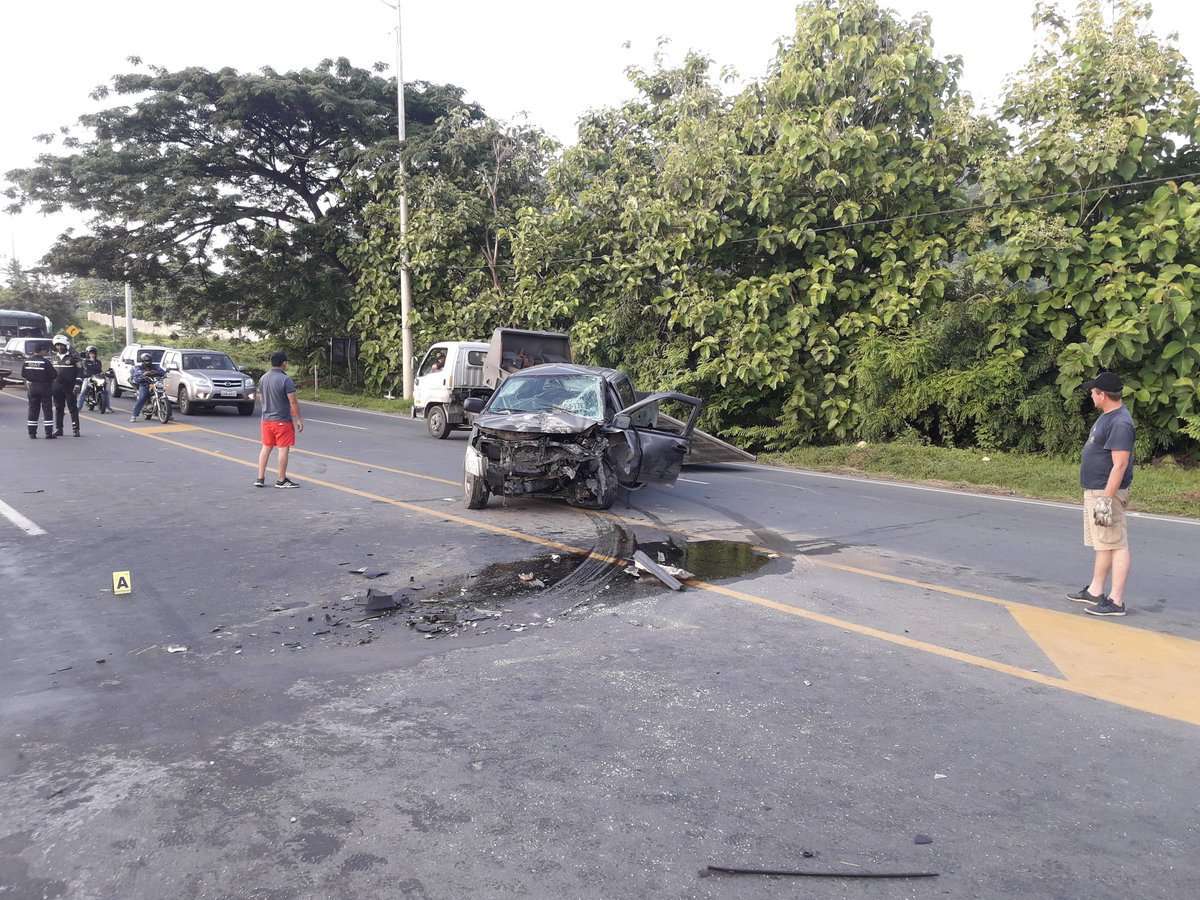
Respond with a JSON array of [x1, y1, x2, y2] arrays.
[[261, 420, 296, 448]]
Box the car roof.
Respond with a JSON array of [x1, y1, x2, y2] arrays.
[[505, 362, 627, 383], [170, 348, 235, 354]]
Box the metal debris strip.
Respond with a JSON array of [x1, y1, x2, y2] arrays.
[[631, 550, 684, 591], [706, 865, 938, 879]]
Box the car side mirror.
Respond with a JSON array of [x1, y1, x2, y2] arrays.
[[463, 397, 485, 415], [613, 414, 632, 430]]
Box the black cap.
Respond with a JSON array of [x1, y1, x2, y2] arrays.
[[1082, 372, 1123, 393], [270, 350, 288, 367]]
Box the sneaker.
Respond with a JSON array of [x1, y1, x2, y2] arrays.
[[44, 432, 56, 440], [1085, 600, 1127, 617], [253, 478, 265, 488], [1067, 587, 1106, 604], [129, 416, 138, 423], [53, 429, 63, 437], [274, 478, 300, 489]]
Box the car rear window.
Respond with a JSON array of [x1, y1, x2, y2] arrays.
[[25, 339, 52, 354]]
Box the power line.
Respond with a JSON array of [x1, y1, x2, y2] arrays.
[[437, 170, 1200, 273]]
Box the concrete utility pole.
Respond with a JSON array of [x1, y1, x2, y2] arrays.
[[124, 282, 133, 346], [383, 0, 415, 400]]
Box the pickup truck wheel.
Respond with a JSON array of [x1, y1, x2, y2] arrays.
[[464, 471, 489, 509], [237, 403, 254, 416], [110, 377, 122, 398], [178, 386, 193, 415], [427, 405, 451, 439]]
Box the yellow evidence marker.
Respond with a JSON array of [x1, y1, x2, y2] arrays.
[[112, 571, 132, 595]]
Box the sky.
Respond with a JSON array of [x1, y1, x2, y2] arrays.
[[2, 0, 1198, 271]]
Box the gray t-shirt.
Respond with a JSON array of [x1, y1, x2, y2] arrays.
[[259, 368, 297, 421], [1080, 405, 1135, 490]]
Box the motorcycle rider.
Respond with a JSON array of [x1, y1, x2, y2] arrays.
[[21, 342, 56, 439], [78, 345, 109, 412], [130, 351, 167, 422], [50, 334, 82, 437]]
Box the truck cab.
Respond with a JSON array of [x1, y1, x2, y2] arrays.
[[412, 341, 491, 438]]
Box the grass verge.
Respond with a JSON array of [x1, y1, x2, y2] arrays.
[[295, 386, 413, 415], [764, 443, 1200, 519]]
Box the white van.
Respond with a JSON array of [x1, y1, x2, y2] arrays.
[[412, 341, 491, 438]]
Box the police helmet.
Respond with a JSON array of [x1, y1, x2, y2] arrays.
[[138, 352, 154, 364], [85, 345, 98, 356], [52, 334, 70, 350]]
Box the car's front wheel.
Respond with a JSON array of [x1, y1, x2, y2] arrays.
[[178, 386, 194, 415], [464, 470, 489, 509]]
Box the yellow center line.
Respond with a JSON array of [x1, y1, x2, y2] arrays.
[[76, 411, 1200, 727]]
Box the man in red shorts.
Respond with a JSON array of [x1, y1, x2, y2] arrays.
[[254, 350, 304, 488]]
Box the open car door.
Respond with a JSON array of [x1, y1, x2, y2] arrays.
[[610, 392, 703, 486]]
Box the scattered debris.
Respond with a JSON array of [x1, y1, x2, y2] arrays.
[[22, 489, 44, 494], [934, 773, 948, 780], [51, 666, 72, 674], [348, 567, 366, 574], [914, 834, 933, 845], [363, 589, 401, 614], [96, 658, 106, 665], [705, 864, 938, 880], [360, 570, 388, 579], [165, 645, 188, 654], [282, 641, 303, 650], [632, 551, 683, 591]]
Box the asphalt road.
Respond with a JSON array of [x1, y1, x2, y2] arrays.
[[1, 387, 1198, 900]]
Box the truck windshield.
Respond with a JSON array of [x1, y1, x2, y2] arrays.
[[489, 374, 604, 420]]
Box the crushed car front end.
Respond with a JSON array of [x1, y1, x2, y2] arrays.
[[466, 413, 618, 508]]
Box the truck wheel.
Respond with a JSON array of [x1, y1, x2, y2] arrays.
[[427, 405, 451, 439], [110, 378, 122, 398], [464, 471, 489, 509]]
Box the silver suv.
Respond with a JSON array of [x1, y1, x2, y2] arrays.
[[161, 348, 257, 416]]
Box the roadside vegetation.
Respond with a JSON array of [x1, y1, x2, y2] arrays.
[[4, 1, 1198, 469], [766, 443, 1200, 519], [293, 386, 413, 414]]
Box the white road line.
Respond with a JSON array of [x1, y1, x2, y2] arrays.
[[742, 463, 1200, 526], [678, 477, 710, 485], [305, 418, 368, 431], [0, 498, 47, 536]]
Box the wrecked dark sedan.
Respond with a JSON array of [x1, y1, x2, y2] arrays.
[[462, 364, 701, 510]]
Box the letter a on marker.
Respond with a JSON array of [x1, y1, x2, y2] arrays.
[[113, 571, 132, 595]]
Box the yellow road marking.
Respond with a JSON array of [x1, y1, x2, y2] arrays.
[[165, 419, 458, 487], [137, 423, 199, 434], [1007, 605, 1200, 726], [79, 412, 1200, 727]]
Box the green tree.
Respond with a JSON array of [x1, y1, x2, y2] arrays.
[[510, 0, 994, 447], [348, 114, 556, 390], [5, 58, 480, 343], [0, 260, 78, 332], [971, 0, 1200, 455]]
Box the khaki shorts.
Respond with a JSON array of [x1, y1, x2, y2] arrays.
[[1083, 489, 1130, 549]]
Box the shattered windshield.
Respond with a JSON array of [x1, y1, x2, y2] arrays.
[[488, 373, 604, 420]]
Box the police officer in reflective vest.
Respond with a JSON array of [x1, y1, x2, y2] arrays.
[[21, 343, 56, 439], [50, 334, 81, 437]]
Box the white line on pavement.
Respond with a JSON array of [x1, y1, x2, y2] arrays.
[[0, 498, 47, 536], [678, 477, 710, 485], [305, 418, 368, 430]]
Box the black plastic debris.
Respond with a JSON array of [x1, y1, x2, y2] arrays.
[[706, 864, 938, 879], [361, 570, 388, 579], [363, 589, 400, 613], [914, 834, 933, 845]]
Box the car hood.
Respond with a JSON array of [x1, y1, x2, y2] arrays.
[[475, 409, 602, 436]]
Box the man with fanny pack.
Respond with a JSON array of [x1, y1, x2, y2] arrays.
[[1067, 371, 1134, 617]]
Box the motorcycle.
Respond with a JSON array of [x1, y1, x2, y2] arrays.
[[141, 376, 172, 424], [77, 372, 111, 414]]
